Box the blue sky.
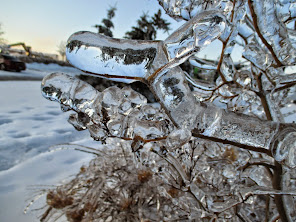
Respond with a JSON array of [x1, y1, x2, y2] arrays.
[[0, 0, 222, 59], [0, 0, 176, 52]]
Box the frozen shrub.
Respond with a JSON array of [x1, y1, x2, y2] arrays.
[[38, 1, 296, 221], [40, 140, 194, 222]]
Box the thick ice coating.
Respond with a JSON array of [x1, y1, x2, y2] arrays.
[[39, 1, 296, 221], [65, 11, 226, 130], [66, 11, 226, 84], [59, 6, 296, 169], [41, 73, 174, 141], [66, 31, 161, 83], [164, 10, 226, 62]]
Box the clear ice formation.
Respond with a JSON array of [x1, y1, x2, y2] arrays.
[[66, 10, 226, 83], [40, 1, 296, 221], [41, 71, 296, 168], [66, 31, 160, 83], [42, 73, 174, 142], [43, 8, 296, 169]]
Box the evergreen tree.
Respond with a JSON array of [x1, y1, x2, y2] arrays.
[[125, 9, 170, 40], [93, 7, 117, 37]]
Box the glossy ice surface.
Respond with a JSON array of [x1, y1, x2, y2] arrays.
[[66, 31, 161, 83], [40, 0, 296, 221], [61, 6, 296, 169]]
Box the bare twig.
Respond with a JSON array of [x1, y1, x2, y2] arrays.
[[248, 0, 283, 67]]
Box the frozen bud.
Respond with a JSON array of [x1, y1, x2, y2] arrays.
[[122, 86, 147, 107], [118, 98, 133, 116], [222, 165, 236, 179], [131, 135, 145, 152], [101, 86, 123, 110], [67, 113, 87, 131], [60, 104, 71, 112], [133, 120, 170, 140], [107, 115, 125, 137], [87, 123, 107, 141], [141, 104, 168, 122]]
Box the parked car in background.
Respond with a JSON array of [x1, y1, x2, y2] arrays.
[[0, 54, 26, 72]]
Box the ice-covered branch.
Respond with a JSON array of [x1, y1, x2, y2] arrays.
[[39, 1, 296, 221], [62, 17, 296, 169]]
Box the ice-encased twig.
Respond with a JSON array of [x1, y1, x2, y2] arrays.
[[42, 73, 174, 142], [59, 10, 296, 169], [66, 31, 160, 83], [65, 10, 226, 131]]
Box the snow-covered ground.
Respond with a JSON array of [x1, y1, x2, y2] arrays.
[[0, 63, 86, 170], [0, 81, 91, 170], [0, 148, 94, 222], [0, 64, 99, 221]]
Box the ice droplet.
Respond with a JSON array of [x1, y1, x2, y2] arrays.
[[271, 125, 296, 168], [68, 113, 88, 131], [165, 128, 192, 149]]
